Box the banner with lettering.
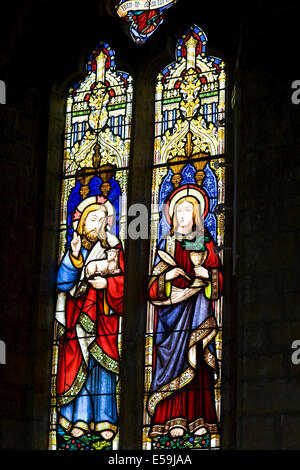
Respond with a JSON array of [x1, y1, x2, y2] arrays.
[[116, 0, 178, 45]]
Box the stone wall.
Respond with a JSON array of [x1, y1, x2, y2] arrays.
[[235, 5, 300, 449]]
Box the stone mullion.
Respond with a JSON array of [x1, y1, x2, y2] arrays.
[[118, 64, 155, 450]]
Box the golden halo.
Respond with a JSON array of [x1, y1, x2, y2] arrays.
[[167, 185, 208, 222], [72, 196, 115, 231]]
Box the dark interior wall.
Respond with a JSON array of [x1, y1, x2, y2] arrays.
[[235, 7, 300, 449], [0, 0, 299, 450]]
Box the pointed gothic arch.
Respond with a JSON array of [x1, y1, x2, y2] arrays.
[[43, 5, 235, 452]]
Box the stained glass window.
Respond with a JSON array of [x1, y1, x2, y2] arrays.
[[115, 0, 178, 45], [143, 24, 226, 450], [49, 42, 132, 451]]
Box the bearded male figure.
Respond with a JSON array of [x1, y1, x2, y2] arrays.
[[56, 202, 124, 441]]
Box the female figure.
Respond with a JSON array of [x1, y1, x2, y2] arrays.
[[148, 195, 222, 438]]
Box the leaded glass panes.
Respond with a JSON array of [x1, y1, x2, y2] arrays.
[[115, 0, 178, 45], [143, 25, 226, 450], [49, 42, 132, 451]]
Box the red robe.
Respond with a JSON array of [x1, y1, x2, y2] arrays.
[[56, 245, 124, 403], [148, 236, 223, 436], [133, 10, 162, 35]]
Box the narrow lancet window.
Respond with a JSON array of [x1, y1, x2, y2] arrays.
[[49, 42, 132, 451], [143, 25, 226, 450]]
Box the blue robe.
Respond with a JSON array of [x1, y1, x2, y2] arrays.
[[56, 243, 119, 435]]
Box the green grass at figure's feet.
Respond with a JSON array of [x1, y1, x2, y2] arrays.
[[152, 432, 210, 450], [57, 425, 112, 450]]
